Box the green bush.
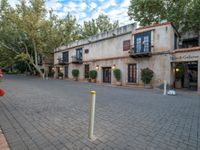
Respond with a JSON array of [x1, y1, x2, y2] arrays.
[[89, 70, 97, 79], [113, 69, 121, 81], [58, 72, 63, 77], [141, 68, 154, 84], [72, 69, 79, 77]]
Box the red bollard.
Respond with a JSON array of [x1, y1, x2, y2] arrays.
[[0, 89, 5, 96]]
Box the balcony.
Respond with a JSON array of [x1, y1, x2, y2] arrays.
[[71, 56, 83, 64], [129, 47, 152, 58], [57, 58, 68, 65]]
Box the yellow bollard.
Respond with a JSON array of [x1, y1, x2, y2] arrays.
[[88, 91, 96, 140]]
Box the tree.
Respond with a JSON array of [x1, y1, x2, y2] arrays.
[[96, 14, 119, 32], [82, 19, 98, 38], [0, 0, 80, 78], [81, 14, 119, 38], [128, 0, 199, 33], [0, 0, 119, 78]]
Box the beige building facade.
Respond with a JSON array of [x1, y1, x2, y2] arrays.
[[54, 22, 200, 93]]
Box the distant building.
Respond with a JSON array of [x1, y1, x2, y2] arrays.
[[54, 22, 200, 93]]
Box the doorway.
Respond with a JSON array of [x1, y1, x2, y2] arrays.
[[173, 61, 198, 90], [102, 67, 111, 83], [64, 65, 68, 78], [84, 64, 90, 79]]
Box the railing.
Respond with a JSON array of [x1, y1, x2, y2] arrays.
[[130, 47, 152, 58], [71, 56, 83, 64], [57, 58, 68, 65]]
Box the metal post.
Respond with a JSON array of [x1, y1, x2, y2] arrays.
[[164, 80, 167, 95], [88, 91, 96, 140]]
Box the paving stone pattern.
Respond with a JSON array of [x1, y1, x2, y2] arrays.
[[0, 75, 200, 150]]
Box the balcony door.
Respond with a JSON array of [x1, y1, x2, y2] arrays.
[[134, 31, 151, 53], [76, 48, 83, 61], [103, 67, 111, 83], [62, 51, 68, 63]]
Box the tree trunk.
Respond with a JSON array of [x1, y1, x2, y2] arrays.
[[31, 62, 44, 79], [32, 39, 44, 79]]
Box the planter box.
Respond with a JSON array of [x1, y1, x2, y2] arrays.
[[115, 81, 122, 86], [91, 79, 96, 83]]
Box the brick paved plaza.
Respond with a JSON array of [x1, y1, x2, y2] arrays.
[[0, 75, 200, 150]]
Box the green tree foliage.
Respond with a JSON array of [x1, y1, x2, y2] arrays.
[[141, 68, 154, 84], [96, 14, 119, 32], [113, 69, 121, 81], [0, 0, 119, 77], [81, 14, 119, 38], [0, 0, 81, 77], [89, 70, 97, 79], [128, 0, 200, 32]]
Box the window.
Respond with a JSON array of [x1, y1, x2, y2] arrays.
[[174, 34, 177, 49], [143, 36, 149, 52], [76, 48, 83, 60], [123, 40, 130, 51], [134, 31, 151, 53], [84, 64, 90, 78], [136, 38, 142, 53], [62, 51, 68, 62], [128, 64, 137, 83]]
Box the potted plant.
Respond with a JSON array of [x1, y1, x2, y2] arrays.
[[141, 68, 154, 88], [72, 69, 79, 81], [58, 72, 63, 79], [113, 69, 122, 86], [89, 70, 97, 83]]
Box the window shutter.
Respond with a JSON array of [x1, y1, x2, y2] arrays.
[[123, 40, 130, 51]]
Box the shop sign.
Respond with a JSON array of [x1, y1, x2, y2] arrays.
[[171, 55, 199, 61]]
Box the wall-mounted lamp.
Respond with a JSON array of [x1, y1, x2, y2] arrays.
[[95, 65, 99, 70], [175, 68, 180, 72], [52, 67, 55, 71], [112, 64, 116, 70]]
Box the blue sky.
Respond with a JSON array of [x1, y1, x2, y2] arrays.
[[8, 0, 133, 26]]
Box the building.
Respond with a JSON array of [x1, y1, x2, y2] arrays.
[[54, 22, 200, 93]]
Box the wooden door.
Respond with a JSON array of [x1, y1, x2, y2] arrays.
[[103, 67, 111, 83]]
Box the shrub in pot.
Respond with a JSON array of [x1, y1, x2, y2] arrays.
[[58, 72, 63, 79], [113, 69, 122, 85], [141, 68, 154, 88], [89, 70, 97, 83], [72, 69, 79, 81]]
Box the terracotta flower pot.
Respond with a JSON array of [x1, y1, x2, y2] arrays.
[[91, 79, 96, 83]]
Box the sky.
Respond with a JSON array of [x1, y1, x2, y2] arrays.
[[8, 0, 133, 26]]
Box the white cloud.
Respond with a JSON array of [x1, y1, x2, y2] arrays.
[[46, 0, 63, 11], [90, 2, 97, 9], [121, 0, 130, 7], [8, 0, 19, 8], [7, 0, 133, 27]]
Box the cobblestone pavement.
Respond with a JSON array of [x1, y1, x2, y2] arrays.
[[0, 75, 200, 150]]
